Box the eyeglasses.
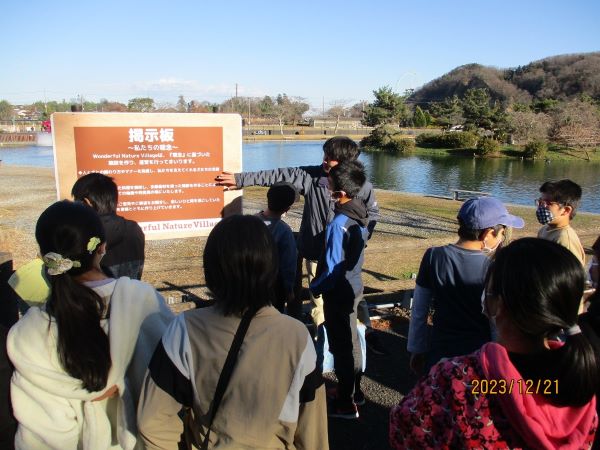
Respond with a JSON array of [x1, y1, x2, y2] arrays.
[[534, 198, 563, 208]]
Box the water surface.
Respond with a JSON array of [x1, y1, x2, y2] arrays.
[[3, 141, 600, 213]]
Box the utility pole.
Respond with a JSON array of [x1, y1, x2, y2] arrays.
[[235, 83, 238, 99]]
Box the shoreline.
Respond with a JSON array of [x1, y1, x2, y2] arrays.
[[2, 163, 598, 216], [2, 164, 599, 281]]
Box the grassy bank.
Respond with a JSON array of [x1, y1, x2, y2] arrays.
[[2, 165, 599, 302], [365, 142, 600, 162]]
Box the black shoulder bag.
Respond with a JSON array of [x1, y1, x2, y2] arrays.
[[182, 308, 255, 450]]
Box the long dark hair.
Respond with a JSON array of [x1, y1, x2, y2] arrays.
[[36, 200, 111, 392], [203, 215, 277, 316], [487, 237, 599, 406]]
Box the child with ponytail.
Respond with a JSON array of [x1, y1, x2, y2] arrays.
[[7, 201, 173, 450], [390, 237, 598, 449]]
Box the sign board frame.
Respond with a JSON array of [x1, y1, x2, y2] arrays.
[[52, 112, 242, 240]]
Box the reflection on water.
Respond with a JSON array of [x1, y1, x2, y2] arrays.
[[361, 151, 600, 213], [243, 141, 600, 213], [2, 141, 600, 213]]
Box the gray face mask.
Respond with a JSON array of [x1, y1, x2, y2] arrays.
[[536, 206, 554, 225]]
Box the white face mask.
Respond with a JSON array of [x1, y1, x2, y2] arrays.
[[482, 237, 501, 255]]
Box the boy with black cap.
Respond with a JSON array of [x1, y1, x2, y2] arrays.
[[256, 181, 299, 313], [408, 197, 525, 374]]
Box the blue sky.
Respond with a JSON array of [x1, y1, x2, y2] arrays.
[[1, 0, 598, 110]]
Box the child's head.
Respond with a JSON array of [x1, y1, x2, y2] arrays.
[[484, 237, 598, 406], [457, 197, 524, 251], [71, 173, 119, 215], [204, 215, 278, 316], [537, 179, 582, 222], [322, 136, 360, 173], [35, 200, 110, 392], [328, 160, 366, 201], [36, 200, 106, 276], [267, 182, 299, 215]]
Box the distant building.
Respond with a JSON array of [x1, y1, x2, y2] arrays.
[[308, 117, 363, 129]]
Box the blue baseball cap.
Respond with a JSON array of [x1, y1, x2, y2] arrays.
[[458, 197, 525, 229]]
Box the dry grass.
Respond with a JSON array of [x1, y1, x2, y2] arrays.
[[2, 166, 600, 304]]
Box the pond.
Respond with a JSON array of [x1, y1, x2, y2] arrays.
[[2, 141, 600, 213]]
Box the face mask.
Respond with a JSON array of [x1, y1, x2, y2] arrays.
[[536, 206, 554, 225], [482, 237, 501, 255]]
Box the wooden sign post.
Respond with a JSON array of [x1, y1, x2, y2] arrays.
[[52, 113, 242, 239]]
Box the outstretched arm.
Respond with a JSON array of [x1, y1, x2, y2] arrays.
[[215, 166, 318, 195]]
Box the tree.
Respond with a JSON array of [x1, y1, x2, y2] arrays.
[[506, 110, 551, 144], [363, 86, 409, 127], [127, 97, 155, 112], [461, 88, 495, 130], [176, 95, 187, 112], [257, 96, 275, 117], [327, 99, 350, 134], [550, 100, 600, 160], [348, 102, 365, 119], [0, 100, 15, 120], [428, 95, 463, 127], [413, 106, 428, 127], [187, 100, 213, 113], [99, 99, 127, 112], [272, 94, 309, 135], [220, 97, 246, 115], [532, 98, 559, 114], [461, 88, 509, 139], [154, 102, 178, 112]]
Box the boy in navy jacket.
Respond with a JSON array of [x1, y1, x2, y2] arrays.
[[310, 160, 368, 419]]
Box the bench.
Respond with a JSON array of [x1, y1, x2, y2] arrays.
[[452, 189, 491, 201]]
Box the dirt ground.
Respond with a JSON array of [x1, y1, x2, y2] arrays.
[[3, 165, 599, 304], [2, 164, 600, 449]]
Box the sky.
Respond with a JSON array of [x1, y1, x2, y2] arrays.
[[1, 0, 598, 111]]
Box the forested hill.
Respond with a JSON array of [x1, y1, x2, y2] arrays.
[[409, 52, 600, 105]]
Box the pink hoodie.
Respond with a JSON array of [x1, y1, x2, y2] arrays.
[[479, 342, 597, 450]]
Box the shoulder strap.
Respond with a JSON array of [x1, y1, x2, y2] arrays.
[[201, 307, 256, 449]]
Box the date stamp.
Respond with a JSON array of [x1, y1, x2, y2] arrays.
[[471, 379, 558, 395]]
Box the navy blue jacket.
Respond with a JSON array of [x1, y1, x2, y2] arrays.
[[236, 165, 378, 261], [310, 199, 368, 302]]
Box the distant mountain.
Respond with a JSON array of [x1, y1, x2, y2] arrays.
[[409, 52, 600, 106]]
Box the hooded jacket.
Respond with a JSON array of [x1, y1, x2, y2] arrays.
[[8, 278, 174, 450], [100, 214, 145, 280], [389, 342, 597, 449], [310, 198, 368, 302], [235, 166, 378, 261]]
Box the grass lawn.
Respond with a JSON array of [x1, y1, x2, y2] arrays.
[[370, 143, 600, 162]]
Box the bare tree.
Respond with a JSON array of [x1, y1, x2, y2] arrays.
[[550, 100, 600, 160], [507, 110, 551, 144], [327, 99, 350, 134]]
